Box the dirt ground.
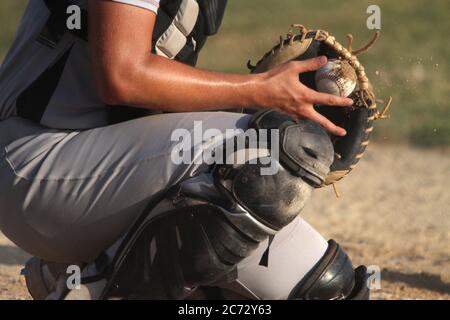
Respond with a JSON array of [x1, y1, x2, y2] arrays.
[[0, 143, 449, 300]]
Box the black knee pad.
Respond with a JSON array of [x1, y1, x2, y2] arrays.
[[215, 160, 313, 232], [213, 110, 334, 232], [249, 110, 334, 187], [288, 240, 370, 300]]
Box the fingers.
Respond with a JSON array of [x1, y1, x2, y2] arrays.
[[303, 108, 347, 136], [274, 56, 352, 135], [289, 58, 354, 107], [305, 87, 354, 107], [292, 56, 328, 73]]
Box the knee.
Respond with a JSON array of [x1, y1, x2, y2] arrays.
[[215, 160, 313, 231], [213, 110, 335, 231]]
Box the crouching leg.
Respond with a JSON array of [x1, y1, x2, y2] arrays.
[[99, 111, 366, 300]]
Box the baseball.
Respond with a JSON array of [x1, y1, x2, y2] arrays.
[[315, 59, 357, 98]]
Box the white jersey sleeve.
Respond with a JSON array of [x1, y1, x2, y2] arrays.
[[112, 0, 160, 13]]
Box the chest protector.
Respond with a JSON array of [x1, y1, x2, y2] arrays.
[[153, 0, 227, 65], [18, 0, 227, 125], [40, 0, 227, 65]]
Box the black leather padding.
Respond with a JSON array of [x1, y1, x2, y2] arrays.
[[288, 240, 370, 300], [281, 121, 334, 185], [232, 161, 313, 231], [249, 110, 335, 186], [102, 202, 260, 300], [316, 105, 375, 173], [347, 266, 370, 300]]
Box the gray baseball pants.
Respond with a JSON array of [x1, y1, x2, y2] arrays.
[[0, 113, 327, 299]]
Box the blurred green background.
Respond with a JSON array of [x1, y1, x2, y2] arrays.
[[1, 0, 449, 146]]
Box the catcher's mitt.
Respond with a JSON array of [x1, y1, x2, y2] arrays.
[[248, 25, 392, 190]]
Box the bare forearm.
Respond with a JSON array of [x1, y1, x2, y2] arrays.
[[117, 54, 263, 112]]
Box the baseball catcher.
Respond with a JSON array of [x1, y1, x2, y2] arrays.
[[0, 0, 388, 300]]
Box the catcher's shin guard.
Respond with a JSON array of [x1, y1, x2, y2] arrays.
[[100, 114, 335, 299], [288, 240, 370, 300], [100, 193, 273, 300], [100, 165, 316, 300]]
